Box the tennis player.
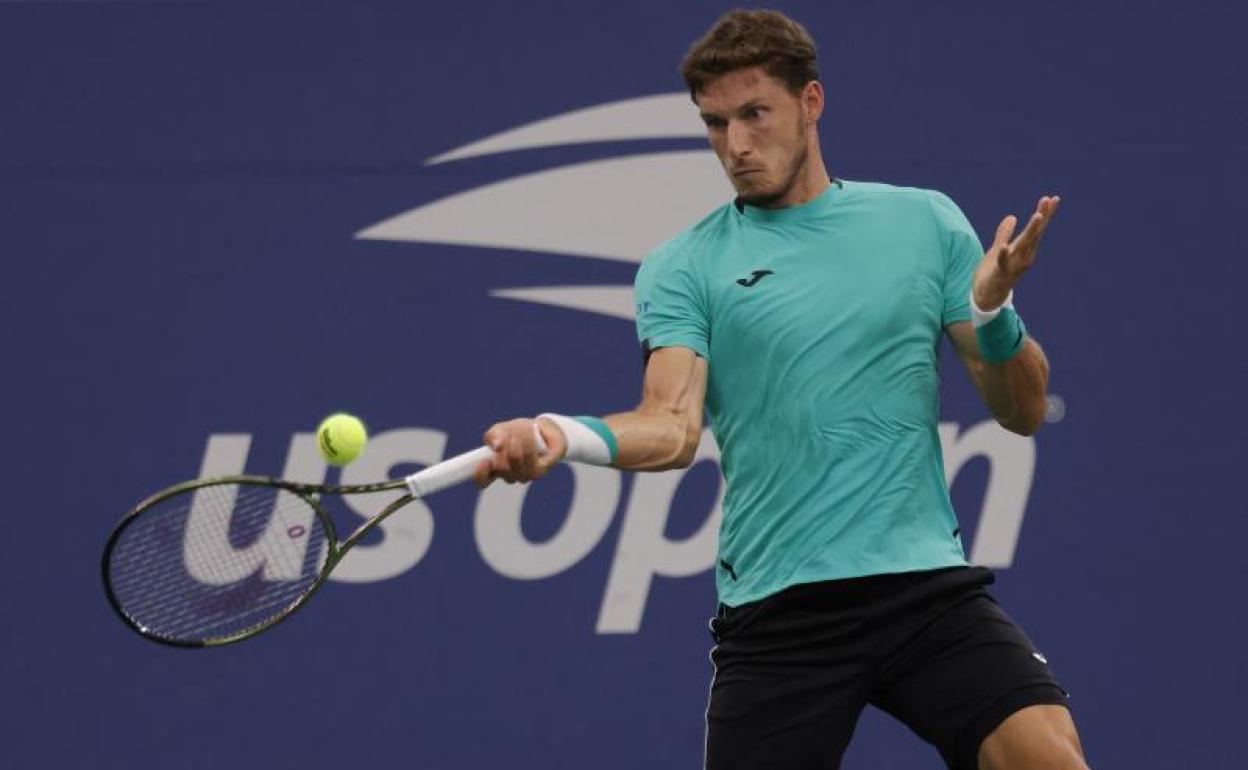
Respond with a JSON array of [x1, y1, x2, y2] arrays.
[[474, 9, 1087, 769]]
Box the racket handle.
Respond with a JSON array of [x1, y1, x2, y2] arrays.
[[404, 446, 493, 498], [402, 424, 550, 499]]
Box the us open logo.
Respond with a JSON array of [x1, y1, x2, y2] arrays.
[[196, 94, 1038, 633]]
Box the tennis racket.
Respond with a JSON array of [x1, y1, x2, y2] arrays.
[[103, 443, 504, 648]]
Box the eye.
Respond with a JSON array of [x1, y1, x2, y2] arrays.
[[703, 116, 727, 130]]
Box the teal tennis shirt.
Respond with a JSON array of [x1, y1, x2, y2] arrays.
[[634, 180, 982, 606]]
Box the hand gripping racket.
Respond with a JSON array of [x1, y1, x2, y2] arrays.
[[103, 444, 503, 647]]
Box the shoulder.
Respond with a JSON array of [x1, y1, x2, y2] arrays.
[[843, 179, 957, 216], [845, 180, 974, 244], [640, 202, 737, 272]]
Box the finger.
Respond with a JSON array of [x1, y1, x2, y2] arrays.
[[1012, 211, 1046, 252], [505, 431, 527, 476], [534, 418, 566, 468], [992, 215, 1018, 250], [512, 423, 537, 479], [520, 439, 540, 480], [492, 435, 513, 479], [532, 445, 557, 478], [1014, 196, 1061, 251], [534, 442, 562, 476], [473, 459, 495, 489], [484, 427, 505, 454], [1040, 195, 1061, 223], [504, 426, 524, 461]]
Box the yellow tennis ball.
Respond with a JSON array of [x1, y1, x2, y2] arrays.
[[316, 413, 368, 466]]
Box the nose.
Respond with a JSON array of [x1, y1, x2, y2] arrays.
[[726, 120, 752, 162]]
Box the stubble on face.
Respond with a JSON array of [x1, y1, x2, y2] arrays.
[[736, 116, 808, 208]]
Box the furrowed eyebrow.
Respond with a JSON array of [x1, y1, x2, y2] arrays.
[[700, 99, 769, 124]]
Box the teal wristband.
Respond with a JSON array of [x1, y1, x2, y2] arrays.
[[975, 307, 1028, 363], [574, 416, 619, 463]]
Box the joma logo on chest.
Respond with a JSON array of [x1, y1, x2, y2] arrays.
[[736, 269, 774, 287]]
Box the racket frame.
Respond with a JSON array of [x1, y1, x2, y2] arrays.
[[101, 474, 414, 648]]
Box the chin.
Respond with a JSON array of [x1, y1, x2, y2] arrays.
[[738, 185, 786, 207], [734, 179, 777, 202]]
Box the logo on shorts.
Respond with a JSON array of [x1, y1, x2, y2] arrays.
[[1033, 651, 1049, 664]]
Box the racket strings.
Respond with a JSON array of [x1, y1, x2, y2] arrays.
[[107, 484, 329, 644]]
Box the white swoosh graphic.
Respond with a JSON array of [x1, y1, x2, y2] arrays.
[[490, 286, 636, 320], [356, 150, 727, 264], [427, 93, 702, 165]]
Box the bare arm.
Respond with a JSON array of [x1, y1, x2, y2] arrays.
[[473, 346, 707, 486], [954, 194, 1059, 436], [603, 346, 707, 470], [947, 322, 1049, 435]]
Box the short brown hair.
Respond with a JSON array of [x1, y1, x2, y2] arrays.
[[680, 9, 819, 101]]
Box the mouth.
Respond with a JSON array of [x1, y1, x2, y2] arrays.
[[732, 169, 764, 178]]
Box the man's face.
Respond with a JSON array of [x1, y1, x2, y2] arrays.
[[696, 67, 812, 207]]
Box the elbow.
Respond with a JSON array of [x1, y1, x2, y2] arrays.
[[999, 403, 1046, 436], [673, 447, 698, 469], [671, 423, 703, 468], [1000, 418, 1041, 437]]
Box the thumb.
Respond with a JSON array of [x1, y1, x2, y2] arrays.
[[535, 418, 568, 464]]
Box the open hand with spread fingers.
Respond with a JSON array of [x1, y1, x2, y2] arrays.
[[972, 195, 1060, 311]]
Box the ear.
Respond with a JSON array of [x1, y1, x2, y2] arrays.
[[801, 80, 824, 124]]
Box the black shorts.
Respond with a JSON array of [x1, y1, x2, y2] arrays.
[[705, 567, 1069, 770]]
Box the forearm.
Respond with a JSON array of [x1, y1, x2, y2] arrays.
[[976, 337, 1050, 435], [488, 348, 706, 487], [960, 192, 1060, 436], [603, 407, 701, 471], [599, 346, 706, 471]]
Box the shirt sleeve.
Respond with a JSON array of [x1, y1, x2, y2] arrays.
[[633, 243, 710, 360], [927, 191, 983, 326]]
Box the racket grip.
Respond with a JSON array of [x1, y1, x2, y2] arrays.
[[404, 446, 494, 498], [403, 424, 549, 498]]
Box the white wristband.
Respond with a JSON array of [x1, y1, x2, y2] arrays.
[[970, 289, 1015, 330], [537, 413, 614, 466]]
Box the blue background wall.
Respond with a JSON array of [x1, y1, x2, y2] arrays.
[[3, 1, 1245, 767]]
